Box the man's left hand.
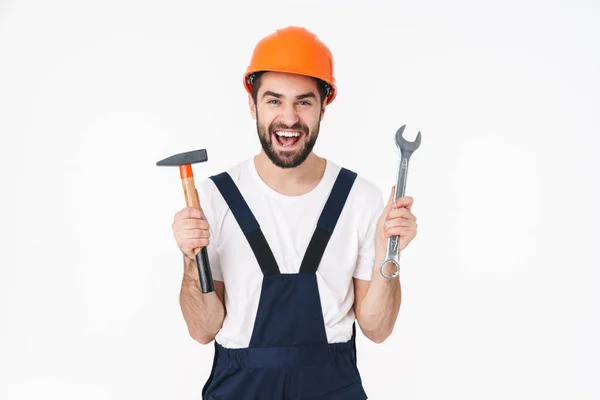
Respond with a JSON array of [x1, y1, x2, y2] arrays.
[[375, 186, 418, 253]]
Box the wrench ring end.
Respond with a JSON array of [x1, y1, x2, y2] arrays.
[[379, 259, 400, 279]]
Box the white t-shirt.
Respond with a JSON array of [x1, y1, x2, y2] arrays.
[[196, 158, 384, 349]]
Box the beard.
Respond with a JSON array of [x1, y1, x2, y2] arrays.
[[257, 117, 320, 169]]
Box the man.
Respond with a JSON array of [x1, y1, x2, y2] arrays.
[[171, 26, 418, 399]]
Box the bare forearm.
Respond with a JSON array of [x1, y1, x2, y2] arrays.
[[358, 249, 402, 343], [179, 256, 225, 344]]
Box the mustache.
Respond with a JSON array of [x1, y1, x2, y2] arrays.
[[268, 121, 309, 135]]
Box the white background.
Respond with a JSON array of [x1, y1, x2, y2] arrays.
[[1, 0, 599, 399]]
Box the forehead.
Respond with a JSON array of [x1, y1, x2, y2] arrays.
[[258, 71, 318, 96]]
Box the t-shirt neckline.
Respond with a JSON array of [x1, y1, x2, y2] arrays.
[[248, 157, 334, 201]]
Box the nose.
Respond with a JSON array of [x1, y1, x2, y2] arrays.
[[279, 103, 299, 126]]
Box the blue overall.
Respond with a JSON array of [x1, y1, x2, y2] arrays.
[[201, 167, 368, 400]]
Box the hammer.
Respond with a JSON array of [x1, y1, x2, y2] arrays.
[[156, 149, 214, 294]]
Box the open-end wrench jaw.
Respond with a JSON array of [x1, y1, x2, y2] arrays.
[[396, 124, 422, 153]]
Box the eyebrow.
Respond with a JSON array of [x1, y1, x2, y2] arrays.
[[262, 91, 317, 100]]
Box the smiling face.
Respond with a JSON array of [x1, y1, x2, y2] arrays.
[[249, 71, 327, 169]]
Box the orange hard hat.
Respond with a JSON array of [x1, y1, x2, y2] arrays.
[[243, 26, 337, 104]]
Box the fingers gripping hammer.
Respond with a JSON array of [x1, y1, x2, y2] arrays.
[[157, 149, 215, 293]]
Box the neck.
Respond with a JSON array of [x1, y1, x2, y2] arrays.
[[254, 151, 326, 196]]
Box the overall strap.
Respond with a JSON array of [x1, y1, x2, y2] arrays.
[[209, 172, 280, 276], [299, 168, 357, 274]]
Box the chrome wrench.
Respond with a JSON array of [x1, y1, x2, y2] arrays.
[[380, 125, 422, 279]]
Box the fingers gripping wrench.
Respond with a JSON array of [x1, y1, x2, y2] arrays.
[[380, 125, 422, 279]]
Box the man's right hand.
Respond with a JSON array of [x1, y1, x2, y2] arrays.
[[174, 205, 225, 345], [172, 207, 211, 261]]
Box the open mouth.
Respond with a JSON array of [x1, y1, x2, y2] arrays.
[[272, 130, 305, 149]]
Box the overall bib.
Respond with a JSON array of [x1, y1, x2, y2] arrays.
[[202, 167, 368, 400]]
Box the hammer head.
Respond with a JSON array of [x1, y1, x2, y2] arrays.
[[156, 149, 208, 179], [156, 149, 208, 166]]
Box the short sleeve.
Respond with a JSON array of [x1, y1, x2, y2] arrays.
[[353, 189, 385, 281], [205, 223, 223, 281]]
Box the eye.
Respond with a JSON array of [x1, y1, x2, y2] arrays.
[[267, 99, 280, 105], [298, 100, 311, 106]]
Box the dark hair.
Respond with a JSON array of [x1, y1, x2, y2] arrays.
[[248, 71, 330, 106]]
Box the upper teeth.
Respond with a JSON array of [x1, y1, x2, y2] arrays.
[[276, 131, 301, 137]]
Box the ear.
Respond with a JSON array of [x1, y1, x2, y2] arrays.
[[248, 94, 257, 120], [319, 104, 326, 121]]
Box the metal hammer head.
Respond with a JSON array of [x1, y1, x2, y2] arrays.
[[156, 149, 208, 179], [156, 149, 207, 166], [395, 125, 422, 153]]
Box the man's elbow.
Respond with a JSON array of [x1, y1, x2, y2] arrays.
[[188, 328, 217, 345], [193, 334, 214, 345], [364, 329, 393, 344], [357, 318, 394, 343]]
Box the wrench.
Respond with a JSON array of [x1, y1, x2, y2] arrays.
[[380, 125, 421, 279]]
